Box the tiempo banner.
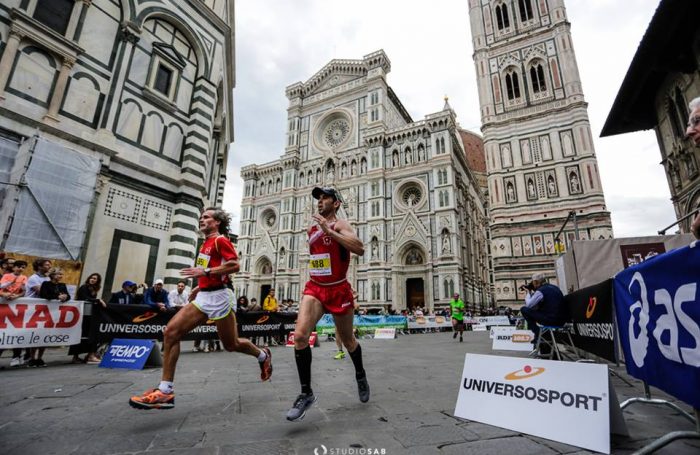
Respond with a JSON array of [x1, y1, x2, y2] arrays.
[[454, 354, 610, 453], [0, 298, 84, 348], [613, 243, 700, 408]]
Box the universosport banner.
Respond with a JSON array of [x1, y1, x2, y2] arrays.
[[613, 243, 700, 408], [92, 305, 298, 342], [315, 314, 407, 335], [0, 298, 84, 348], [566, 279, 616, 363]]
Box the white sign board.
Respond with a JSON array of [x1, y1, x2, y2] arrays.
[[0, 299, 84, 348], [455, 354, 610, 454], [492, 327, 535, 351], [465, 316, 511, 327], [374, 328, 396, 339], [472, 323, 488, 331], [489, 325, 515, 339]]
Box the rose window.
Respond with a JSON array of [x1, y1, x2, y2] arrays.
[[401, 186, 422, 207], [261, 209, 277, 229], [323, 119, 350, 148]]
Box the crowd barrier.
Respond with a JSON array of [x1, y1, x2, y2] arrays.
[[315, 314, 407, 335]]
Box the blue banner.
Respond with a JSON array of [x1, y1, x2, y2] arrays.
[[613, 243, 700, 408], [99, 338, 155, 370]]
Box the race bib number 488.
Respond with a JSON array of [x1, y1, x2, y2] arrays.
[[309, 253, 331, 276]]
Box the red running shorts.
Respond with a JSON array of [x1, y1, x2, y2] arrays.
[[302, 280, 354, 315]]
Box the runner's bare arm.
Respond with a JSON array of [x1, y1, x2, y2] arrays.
[[331, 219, 364, 255], [180, 258, 240, 278]]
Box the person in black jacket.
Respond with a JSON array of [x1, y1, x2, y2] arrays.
[[32, 268, 70, 367], [520, 272, 568, 355], [70, 273, 107, 364]]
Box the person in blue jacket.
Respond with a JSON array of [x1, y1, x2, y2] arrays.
[[144, 278, 170, 312]]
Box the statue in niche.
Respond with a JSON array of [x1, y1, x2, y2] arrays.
[[547, 176, 556, 196], [371, 238, 379, 259], [360, 159, 367, 173], [501, 145, 511, 167], [418, 147, 425, 161], [569, 173, 580, 193], [506, 182, 515, 202], [521, 140, 531, 163], [392, 153, 398, 167], [541, 137, 551, 159], [442, 232, 451, 254], [340, 163, 347, 178], [261, 262, 272, 275], [527, 180, 536, 198], [686, 155, 698, 176], [405, 151, 412, 164], [278, 249, 286, 268], [351, 161, 357, 175], [326, 166, 334, 183]]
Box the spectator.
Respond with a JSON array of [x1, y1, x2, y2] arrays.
[[70, 273, 106, 364], [0, 260, 28, 300], [520, 272, 568, 355], [262, 289, 278, 311], [236, 295, 249, 313], [0, 257, 16, 275], [26, 258, 51, 298], [144, 279, 169, 312], [110, 280, 138, 304], [1, 260, 28, 367], [32, 268, 70, 367], [168, 280, 189, 308], [248, 298, 261, 311]]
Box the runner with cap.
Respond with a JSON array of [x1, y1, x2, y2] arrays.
[[128, 207, 273, 410], [286, 187, 368, 422]]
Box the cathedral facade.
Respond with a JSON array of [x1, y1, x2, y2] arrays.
[[0, 0, 234, 297], [469, 0, 613, 307], [234, 51, 493, 312]]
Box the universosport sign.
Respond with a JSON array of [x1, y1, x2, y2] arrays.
[[454, 354, 610, 453]]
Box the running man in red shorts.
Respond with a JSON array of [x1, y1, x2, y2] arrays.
[[129, 207, 272, 410], [286, 187, 367, 421]]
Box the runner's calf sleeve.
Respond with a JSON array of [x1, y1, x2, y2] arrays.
[[294, 346, 313, 394], [348, 343, 365, 379]]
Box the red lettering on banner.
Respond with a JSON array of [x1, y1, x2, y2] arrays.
[[26, 305, 55, 328], [56, 305, 80, 328], [0, 304, 27, 328]]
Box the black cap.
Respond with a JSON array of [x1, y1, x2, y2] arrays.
[[312, 186, 342, 202]]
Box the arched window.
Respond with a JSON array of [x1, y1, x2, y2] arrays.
[[530, 63, 547, 93], [667, 98, 685, 138], [518, 0, 534, 21], [495, 4, 511, 30], [505, 70, 521, 100]]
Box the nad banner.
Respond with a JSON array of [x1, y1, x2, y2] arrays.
[[315, 314, 407, 335], [91, 305, 298, 342], [455, 353, 610, 454], [566, 279, 616, 363], [0, 298, 84, 348], [613, 243, 700, 409]]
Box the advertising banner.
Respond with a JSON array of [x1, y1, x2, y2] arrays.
[[407, 315, 453, 329], [315, 314, 407, 335], [0, 298, 83, 348], [374, 328, 397, 339], [99, 339, 156, 370], [566, 279, 616, 362], [491, 327, 535, 351], [613, 244, 700, 408], [454, 354, 610, 453], [464, 316, 511, 327], [92, 306, 298, 342]]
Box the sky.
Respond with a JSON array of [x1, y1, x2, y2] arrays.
[[223, 0, 675, 238]]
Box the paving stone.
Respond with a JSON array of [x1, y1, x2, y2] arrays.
[[392, 424, 472, 448], [219, 439, 291, 455], [439, 436, 557, 455]]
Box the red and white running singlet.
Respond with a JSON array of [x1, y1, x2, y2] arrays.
[[195, 235, 237, 288], [307, 222, 349, 284]]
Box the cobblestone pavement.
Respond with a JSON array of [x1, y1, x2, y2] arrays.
[[1, 331, 698, 454]]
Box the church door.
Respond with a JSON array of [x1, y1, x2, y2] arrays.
[[406, 278, 424, 311]]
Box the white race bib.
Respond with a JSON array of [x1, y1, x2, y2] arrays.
[[309, 253, 332, 276]]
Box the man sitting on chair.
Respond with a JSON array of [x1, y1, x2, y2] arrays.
[[520, 273, 568, 355]]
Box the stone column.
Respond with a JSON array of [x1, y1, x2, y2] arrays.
[[43, 58, 75, 123], [0, 30, 23, 100]]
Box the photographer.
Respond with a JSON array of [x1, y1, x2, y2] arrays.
[[519, 273, 568, 355]]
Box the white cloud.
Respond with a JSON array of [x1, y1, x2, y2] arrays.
[[224, 0, 675, 237]]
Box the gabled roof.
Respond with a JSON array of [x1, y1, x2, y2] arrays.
[[601, 0, 700, 137]]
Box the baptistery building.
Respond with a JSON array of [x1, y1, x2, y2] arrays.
[[234, 50, 493, 312]]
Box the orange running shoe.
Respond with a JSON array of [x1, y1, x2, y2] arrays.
[[260, 347, 273, 381], [129, 388, 174, 410]]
